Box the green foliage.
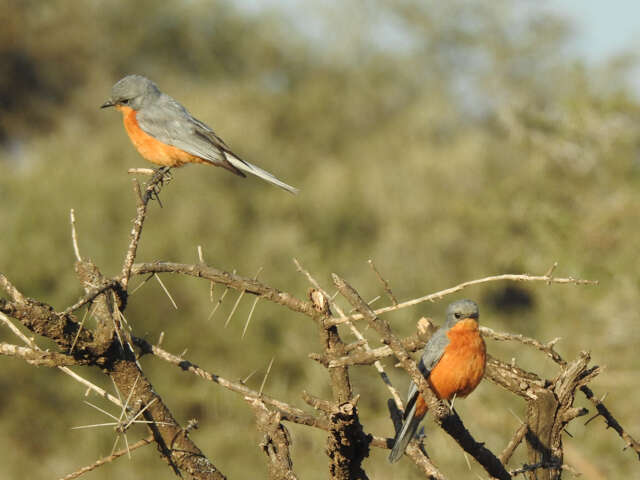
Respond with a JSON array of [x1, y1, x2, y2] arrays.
[[1, 1, 638, 478]]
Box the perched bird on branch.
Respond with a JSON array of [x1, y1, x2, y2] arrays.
[[389, 299, 486, 462], [101, 75, 298, 194]]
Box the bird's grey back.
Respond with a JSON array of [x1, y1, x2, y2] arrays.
[[136, 92, 230, 166]]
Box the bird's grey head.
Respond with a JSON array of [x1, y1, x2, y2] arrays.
[[446, 299, 480, 325], [101, 75, 161, 111]]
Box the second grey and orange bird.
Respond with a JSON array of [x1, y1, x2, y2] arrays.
[[389, 299, 486, 463], [101, 75, 298, 194]]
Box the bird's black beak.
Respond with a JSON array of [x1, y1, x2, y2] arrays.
[[100, 99, 115, 109]]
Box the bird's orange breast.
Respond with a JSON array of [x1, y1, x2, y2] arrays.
[[117, 105, 205, 167], [428, 318, 486, 401]]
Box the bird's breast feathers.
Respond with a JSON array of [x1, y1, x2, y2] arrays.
[[427, 319, 486, 399]]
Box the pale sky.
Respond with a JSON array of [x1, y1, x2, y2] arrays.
[[241, 0, 640, 91], [549, 0, 639, 62]]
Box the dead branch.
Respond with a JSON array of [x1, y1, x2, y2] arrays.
[[247, 397, 298, 480]]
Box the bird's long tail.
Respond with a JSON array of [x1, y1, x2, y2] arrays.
[[388, 396, 425, 463], [224, 152, 299, 194]]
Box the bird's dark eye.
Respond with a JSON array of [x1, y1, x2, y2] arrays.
[[121, 99, 130, 105], [454, 312, 461, 319]]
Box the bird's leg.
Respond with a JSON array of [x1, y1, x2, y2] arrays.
[[448, 393, 458, 413], [416, 426, 430, 456], [149, 166, 172, 185], [146, 167, 172, 206]]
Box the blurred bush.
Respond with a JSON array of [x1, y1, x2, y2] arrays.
[[1, 1, 638, 478]]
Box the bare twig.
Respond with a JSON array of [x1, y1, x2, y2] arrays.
[[405, 443, 446, 480], [0, 273, 26, 304], [330, 270, 597, 327], [499, 423, 528, 465], [580, 385, 640, 459], [481, 326, 566, 366], [368, 259, 398, 305], [59, 435, 153, 480], [120, 172, 169, 290], [70, 209, 82, 261]]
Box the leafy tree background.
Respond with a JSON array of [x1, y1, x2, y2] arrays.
[[1, 1, 638, 478]]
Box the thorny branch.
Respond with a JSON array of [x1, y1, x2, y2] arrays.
[[0, 167, 635, 480]]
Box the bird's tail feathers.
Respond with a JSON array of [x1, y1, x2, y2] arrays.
[[388, 403, 423, 463], [225, 153, 299, 194]]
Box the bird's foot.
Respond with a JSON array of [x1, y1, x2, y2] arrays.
[[149, 166, 172, 185], [145, 167, 172, 206]]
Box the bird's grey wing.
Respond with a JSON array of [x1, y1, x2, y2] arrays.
[[403, 328, 450, 412], [136, 95, 232, 168], [419, 327, 450, 375]]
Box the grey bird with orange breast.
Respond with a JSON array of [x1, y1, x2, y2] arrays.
[[389, 299, 486, 462], [101, 75, 298, 194]]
